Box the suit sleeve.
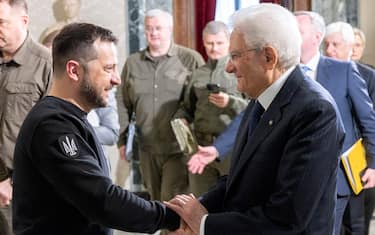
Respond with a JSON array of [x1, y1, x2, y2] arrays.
[[31, 116, 179, 233], [347, 62, 375, 168], [203, 99, 344, 235], [91, 89, 120, 145], [357, 63, 375, 104], [213, 111, 244, 159]]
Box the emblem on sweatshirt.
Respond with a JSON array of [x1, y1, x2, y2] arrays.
[[58, 134, 80, 158]]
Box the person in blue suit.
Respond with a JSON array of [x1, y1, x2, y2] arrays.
[[324, 21, 375, 235], [164, 4, 345, 234], [295, 13, 375, 235]]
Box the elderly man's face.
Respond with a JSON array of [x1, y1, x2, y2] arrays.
[[296, 14, 322, 64], [323, 32, 353, 61], [144, 16, 172, 50], [225, 30, 267, 98]]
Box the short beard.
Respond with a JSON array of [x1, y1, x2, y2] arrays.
[[79, 72, 107, 108]]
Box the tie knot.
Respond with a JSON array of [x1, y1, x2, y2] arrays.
[[253, 101, 264, 118], [301, 65, 313, 79], [248, 100, 264, 137], [301, 65, 311, 73]]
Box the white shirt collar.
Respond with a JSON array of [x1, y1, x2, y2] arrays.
[[257, 65, 296, 110], [303, 52, 320, 71]]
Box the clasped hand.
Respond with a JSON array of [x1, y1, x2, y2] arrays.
[[164, 193, 207, 235]]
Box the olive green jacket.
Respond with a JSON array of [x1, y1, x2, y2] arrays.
[[174, 57, 247, 139], [118, 43, 204, 154], [0, 34, 52, 180]]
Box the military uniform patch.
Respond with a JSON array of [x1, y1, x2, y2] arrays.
[[58, 134, 80, 158]]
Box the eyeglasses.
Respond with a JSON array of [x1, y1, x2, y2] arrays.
[[229, 48, 258, 61]]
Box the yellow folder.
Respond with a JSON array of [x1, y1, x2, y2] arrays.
[[340, 138, 367, 195]]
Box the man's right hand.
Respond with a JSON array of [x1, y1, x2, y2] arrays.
[[164, 193, 207, 235], [118, 145, 129, 161], [188, 145, 219, 174], [0, 178, 12, 207]]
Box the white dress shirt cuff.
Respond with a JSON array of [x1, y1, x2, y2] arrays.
[[200, 214, 208, 235]]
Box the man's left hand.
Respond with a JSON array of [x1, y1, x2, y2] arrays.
[[362, 168, 375, 188]]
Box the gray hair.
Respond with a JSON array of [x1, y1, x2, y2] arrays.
[[202, 21, 230, 39], [145, 9, 173, 28], [1, 0, 28, 14], [294, 11, 326, 42], [353, 27, 366, 45], [325, 21, 354, 44], [230, 3, 301, 69]]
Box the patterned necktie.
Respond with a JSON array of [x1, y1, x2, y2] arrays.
[[248, 100, 265, 138], [301, 65, 312, 79]]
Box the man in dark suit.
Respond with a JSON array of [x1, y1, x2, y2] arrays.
[[165, 4, 345, 234], [295, 13, 375, 235]]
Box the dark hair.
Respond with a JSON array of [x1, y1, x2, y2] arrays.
[[1, 0, 28, 13], [52, 23, 118, 76]]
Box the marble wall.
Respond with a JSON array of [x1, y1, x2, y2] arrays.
[[312, 0, 357, 26], [27, 0, 128, 69], [127, 0, 172, 53], [312, 0, 374, 66], [359, 0, 375, 66], [24, 1, 375, 67]]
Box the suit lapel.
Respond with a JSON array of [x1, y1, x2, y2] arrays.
[[229, 102, 254, 173], [226, 67, 304, 191], [317, 56, 331, 85]]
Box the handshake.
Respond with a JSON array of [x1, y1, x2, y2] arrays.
[[163, 146, 219, 234], [164, 193, 207, 235]]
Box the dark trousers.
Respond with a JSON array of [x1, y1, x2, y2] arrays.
[[339, 193, 365, 235], [364, 188, 375, 235]]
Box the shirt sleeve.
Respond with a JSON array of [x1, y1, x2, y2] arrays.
[[200, 214, 208, 235]]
